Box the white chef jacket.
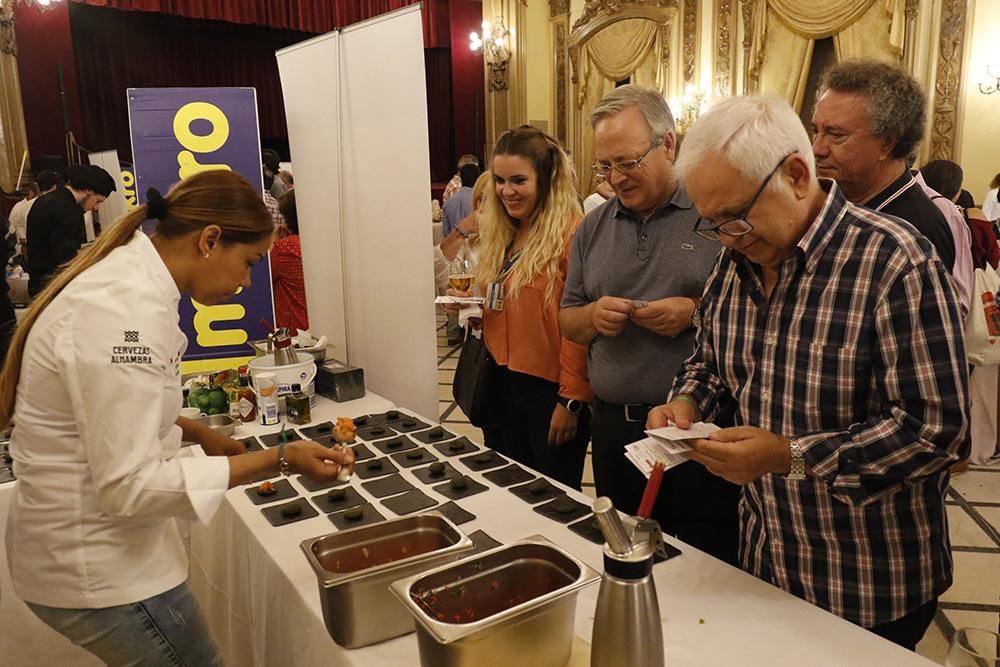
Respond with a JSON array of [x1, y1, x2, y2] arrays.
[[5, 230, 230, 608]]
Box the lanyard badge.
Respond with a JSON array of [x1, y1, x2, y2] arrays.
[[485, 282, 505, 311]]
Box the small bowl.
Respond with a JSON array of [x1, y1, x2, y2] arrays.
[[191, 414, 238, 438]]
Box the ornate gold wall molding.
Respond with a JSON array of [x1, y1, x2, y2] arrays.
[[715, 0, 734, 97], [0, 5, 15, 56], [551, 6, 570, 146], [739, 0, 759, 92], [550, 0, 569, 16], [573, 0, 678, 32], [682, 0, 696, 83], [930, 0, 966, 160]]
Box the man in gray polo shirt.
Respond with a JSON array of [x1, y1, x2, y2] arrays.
[[559, 85, 739, 563]]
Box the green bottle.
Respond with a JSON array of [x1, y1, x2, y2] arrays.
[[286, 383, 312, 425]]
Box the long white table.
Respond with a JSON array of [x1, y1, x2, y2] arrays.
[[187, 394, 937, 667]]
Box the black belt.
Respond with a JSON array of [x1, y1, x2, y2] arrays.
[[594, 397, 653, 423]]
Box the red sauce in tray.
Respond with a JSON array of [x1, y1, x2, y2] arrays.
[[316, 532, 450, 574]]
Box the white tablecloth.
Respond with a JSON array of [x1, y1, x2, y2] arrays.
[[188, 395, 937, 667]]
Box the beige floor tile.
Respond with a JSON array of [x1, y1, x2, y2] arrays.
[[977, 506, 1000, 535], [438, 370, 456, 384], [916, 615, 949, 664], [948, 505, 997, 548], [941, 551, 1000, 606], [950, 471, 1000, 504], [582, 452, 595, 487], [437, 384, 455, 401], [444, 422, 483, 444], [438, 357, 459, 370], [939, 610, 1000, 662]]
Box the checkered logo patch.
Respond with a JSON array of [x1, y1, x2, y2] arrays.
[[124, 331, 140, 343]]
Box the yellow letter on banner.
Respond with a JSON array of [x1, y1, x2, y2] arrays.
[[174, 102, 233, 179], [191, 299, 249, 348]]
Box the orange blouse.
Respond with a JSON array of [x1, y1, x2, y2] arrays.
[[482, 222, 593, 403]]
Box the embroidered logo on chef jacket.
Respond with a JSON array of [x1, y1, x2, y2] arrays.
[[111, 330, 152, 365], [681, 242, 694, 251]]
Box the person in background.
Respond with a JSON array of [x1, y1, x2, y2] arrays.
[[921, 160, 999, 271], [442, 154, 479, 203], [8, 170, 64, 260], [450, 126, 593, 489], [983, 172, 1000, 222], [653, 93, 968, 651], [272, 190, 309, 333], [0, 207, 15, 366], [2, 170, 353, 665], [262, 148, 287, 200], [26, 164, 115, 298], [279, 169, 294, 191], [558, 85, 737, 564], [262, 169, 285, 232], [438, 171, 490, 345], [442, 163, 481, 238]]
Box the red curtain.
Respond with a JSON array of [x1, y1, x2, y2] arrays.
[[69, 0, 450, 47]]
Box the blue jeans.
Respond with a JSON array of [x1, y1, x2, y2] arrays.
[[26, 582, 222, 666]]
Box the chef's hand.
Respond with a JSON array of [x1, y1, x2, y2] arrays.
[[548, 403, 579, 446], [592, 296, 635, 337], [630, 297, 695, 337], [200, 429, 247, 457], [687, 427, 791, 485], [646, 398, 701, 430], [285, 440, 356, 481]]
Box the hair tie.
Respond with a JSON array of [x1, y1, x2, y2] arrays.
[[146, 188, 168, 220]]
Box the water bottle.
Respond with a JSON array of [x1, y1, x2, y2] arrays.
[[591, 496, 664, 667]]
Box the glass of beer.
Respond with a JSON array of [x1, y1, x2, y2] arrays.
[[448, 258, 473, 293]]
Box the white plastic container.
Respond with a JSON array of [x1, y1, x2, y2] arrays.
[[248, 352, 317, 413], [255, 372, 280, 426]]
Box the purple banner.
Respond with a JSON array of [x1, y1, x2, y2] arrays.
[[128, 87, 274, 370]]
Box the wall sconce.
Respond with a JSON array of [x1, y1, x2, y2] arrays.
[[470, 18, 510, 92], [978, 65, 1000, 95], [669, 85, 710, 135], [12, 0, 62, 10]]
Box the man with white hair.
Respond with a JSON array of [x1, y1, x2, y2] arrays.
[[648, 94, 969, 650]]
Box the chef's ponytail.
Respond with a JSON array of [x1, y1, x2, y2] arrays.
[[0, 169, 273, 427]]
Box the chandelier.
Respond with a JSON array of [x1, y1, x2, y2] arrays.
[[669, 85, 710, 135], [470, 18, 511, 92], [11, 0, 62, 10], [979, 65, 1000, 95]]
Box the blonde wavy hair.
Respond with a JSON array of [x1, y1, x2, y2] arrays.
[[475, 126, 581, 307]]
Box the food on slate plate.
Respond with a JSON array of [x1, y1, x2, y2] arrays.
[[344, 507, 365, 521], [386, 410, 400, 420], [450, 476, 469, 491], [406, 450, 424, 460], [428, 427, 445, 439], [257, 481, 277, 497], [369, 427, 386, 437], [428, 462, 446, 477], [333, 417, 357, 444], [281, 502, 303, 517], [367, 459, 384, 471], [528, 479, 548, 495], [327, 488, 347, 501], [353, 415, 369, 426], [474, 452, 493, 464], [402, 419, 417, 428], [386, 439, 403, 449], [448, 441, 466, 452], [553, 497, 576, 514]]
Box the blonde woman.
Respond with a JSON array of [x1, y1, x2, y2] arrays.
[[458, 125, 593, 488]]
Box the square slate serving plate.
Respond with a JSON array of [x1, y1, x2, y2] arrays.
[[458, 450, 508, 472], [361, 473, 415, 498], [410, 427, 455, 445], [328, 502, 386, 530], [310, 487, 366, 514], [482, 464, 534, 488], [389, 447, 439, 469], [296, 474, 348, 493], [257, 431, 288, 448], [567, 515, 604, 545], [354, 456, 399, 480], [411, 461, 462, 485], [371, 435, 419, 455], [432, 501, 476, 526], [356, 424, 398, 441], [432, 437, 479, 457], [432, 475, 489, 501], [346, 442, 375, 462], [465, 529, 502, 556], [380, 489, 437, 516], [239, 437, 264, 454], [298, 421, 336, 439], [533, 495, 591, 524], [244, 478, 298, 505], [391, 417, 432, 433], [261, 498, 319, 527], [509, 478, 562, 504]]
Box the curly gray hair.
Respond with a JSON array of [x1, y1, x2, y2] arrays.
[[817, 59, 926, 161]]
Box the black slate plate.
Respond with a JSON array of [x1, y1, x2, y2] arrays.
[[390, 447, 439, 469], [381, 489, 437, 516], [297, 474, 348, 492], [261, 498, 319, 526], [328, 502, 386, 530], [567, 515, 604, 545], [378, 410, 406, 424], [509, 478, 562, 505], [432, 501, 476, 526], [458, 450, 508, 472], [411, 427, 455, 445], [346, 442, 375, 462], [533, 495, 590, 524], [432, 475, 489, 501], [361, 473, 415, 498], [392, 417, 432, 433], [298, 421, 336, 439], [354, 456, 399, 480], [310, 487, 366, 514], [482, 464, 534, 488], [411, 461, 462, 485], [258, 431, 288, 448], [465, 529, 502, 556], [244, 478, 298, 505], [239, 437, 264, 454], [357, 425, 397, 441], [432, 437, 480, 457], [372, 435, 419, 455]]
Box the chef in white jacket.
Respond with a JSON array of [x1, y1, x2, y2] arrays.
[[0, 170, 354, 665]]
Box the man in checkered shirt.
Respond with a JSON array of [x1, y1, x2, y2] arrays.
[[648, 94, 969, 651]]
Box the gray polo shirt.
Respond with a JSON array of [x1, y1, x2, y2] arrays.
[[561, 185, 720, 405]]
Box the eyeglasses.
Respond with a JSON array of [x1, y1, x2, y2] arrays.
[[692, 152, 796, 241], [592, 138, 662, 180]]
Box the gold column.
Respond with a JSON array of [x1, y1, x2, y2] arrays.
[[929, 0, 968, 160], [550, 0, 570, 147], [0, 0, 30, 192]]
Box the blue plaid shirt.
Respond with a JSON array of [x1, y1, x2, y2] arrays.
[[671, 180, 970, 627]]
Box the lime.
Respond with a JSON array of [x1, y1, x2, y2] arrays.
[[206, 406, 223, 415], [196, 393, 212, 410], [208, 390, 228, 411]]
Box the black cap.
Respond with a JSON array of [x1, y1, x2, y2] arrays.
[[64, 164, 116, 197]]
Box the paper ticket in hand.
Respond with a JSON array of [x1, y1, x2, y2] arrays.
[[624, 437, 692, 479], [646, 422, 721, 442], [435, 295, 484, 305]]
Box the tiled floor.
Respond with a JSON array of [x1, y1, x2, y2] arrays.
[[433, 315, 1000, 664]]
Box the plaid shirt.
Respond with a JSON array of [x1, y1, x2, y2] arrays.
[[671, 181, 969, 627]]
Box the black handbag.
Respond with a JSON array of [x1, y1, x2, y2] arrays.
[[452, 329, 501, 427]]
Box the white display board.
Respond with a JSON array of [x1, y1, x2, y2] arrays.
[[277, 6, 438, 420], [87, 150, 130, 232]]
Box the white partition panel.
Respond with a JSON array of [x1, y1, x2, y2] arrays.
[[278, 6, 438, 419]]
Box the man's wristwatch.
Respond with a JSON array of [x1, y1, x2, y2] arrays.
[[557, 396, 584, 415], [787, 439, 806, 481], [689, 298, 702, 330]]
